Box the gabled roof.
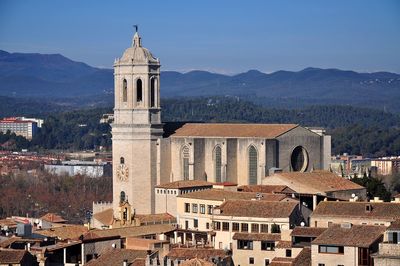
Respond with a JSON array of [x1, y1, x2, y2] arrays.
[[89, 224, 176, 239], [35, 225, 88, 240], [233, 233, 281, 241], [312, 225, 385, 248], [85, 249, 148, 266], [265, 171, 365, 195], [0, 249, 29, 264], [237, 185, 294, 194], [156, 180, 213, 189], [215, 200, 298, 218], [40, 213, 67, 223], [312, 201, 400, 220], [167, 248, 227, 260], [135, 213, 176, 224], [171, 123, 298, 139], [93, 208, 114, 226], [178, 188, 289, 202]]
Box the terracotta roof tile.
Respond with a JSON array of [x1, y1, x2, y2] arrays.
[[292, 247, 311, 266], [178, 189, 289, 202], [156, 180, 213, 189], [167, 248, 226, 260], [387, 220, 400, 230], [171, 123, 298, 139], [85, 249, 148, 266], [291, 227, 327, 237], [0, 249, 28, 264], [312, 224, 385, 248], [312, 201, 400, 220], [276, 241, 293, 249], [40, 212, 67, 223], [93, 208, 114, 226], [268, 171, 365, 194], [216, 200, 298, 218], [237, 185, 293, 194], [180, 258, 214, 266], [233, 233, 281, 241], [35, 225, 88, 240], [135, 213, 176, 225], [90, 224, 176, 239]]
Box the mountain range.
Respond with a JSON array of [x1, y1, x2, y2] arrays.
[[1, 50, 399, 112]]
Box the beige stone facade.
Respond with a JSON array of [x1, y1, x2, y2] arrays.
[[110, 32, 331, 217]]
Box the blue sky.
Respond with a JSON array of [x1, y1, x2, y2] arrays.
[[0, 0, 399, 73]]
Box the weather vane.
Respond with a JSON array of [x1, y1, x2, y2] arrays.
[[133, 24, 139, 33]]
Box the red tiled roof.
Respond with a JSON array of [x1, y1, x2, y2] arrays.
[[291, 227, 327, 237], [35, 225, 88, 240], [178, 189, 289, 202], [135, 213, 176, 224], [40, 212, 67, 223], [216, 200, 298, 218], [171, 123, 298, 138], [167, 248, 227, 260], [0, 249, 29, 264], [312, 225, 385, 248], [85, 249, 148, 266], [93, 208, 114, 226], [276, 241, 292, 249], [312, 201, 400, 220], [156, 180, 213, 189], [233, 233, 281, 241], [237, 185, 294, 194], [180, 258, 214, 266]]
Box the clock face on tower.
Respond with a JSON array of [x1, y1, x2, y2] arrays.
[[116, 164, 129, 182]]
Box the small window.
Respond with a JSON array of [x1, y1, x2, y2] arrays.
[[192, 204, 198, 213], [265, 259, 270, 266], [222, 222, 230, 231], [136, 79, 143, 102], [150, 78, 156, 107], [214, 221, 221, 230], [251, 224, 259, 233], [261, 241, 275, 251], [194, 219, 198, 228], [120, 157, 125, 164], [207, 205, 213, 214], [237, 240, 253, 250], [249, 257, 254, 264], [261, 224, 268, 233], [184, 203, 190, 213], [206, 223, 209, 229], [122, 79, 127, 102], [241, 223, 249, 232], [200, 204, 205, 214], [286, 249, 292, 257], [232, 222, 240, 232], [318, 264, 325, 266]]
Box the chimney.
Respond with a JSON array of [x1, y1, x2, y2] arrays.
[[123, 259, 128, 266]]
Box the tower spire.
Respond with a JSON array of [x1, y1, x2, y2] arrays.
[[132, 24, 141, 47]]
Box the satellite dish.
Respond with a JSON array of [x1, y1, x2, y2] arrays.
[[300, 222, 305, 227], [351, 193, 356, 198], [112, 243, 116, 248]]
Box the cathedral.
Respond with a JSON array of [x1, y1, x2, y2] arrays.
[[111, 31, 331, 216]]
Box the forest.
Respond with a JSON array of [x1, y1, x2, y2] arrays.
[[0, 96, 399, 156]]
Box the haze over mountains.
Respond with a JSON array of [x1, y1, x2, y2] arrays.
[[1, 50, 400, 112]]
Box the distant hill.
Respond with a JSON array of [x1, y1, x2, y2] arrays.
[[1, 50, 400, 112]]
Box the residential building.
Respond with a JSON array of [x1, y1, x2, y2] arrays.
[[0, 117, 39, 139], [311, 224, 385, 266], [311, 201, 400, 227], [371, 156, 400, 175], [372, 220, 400, 265], [44, 160, 112, 178], [211, 200, 302, 250]]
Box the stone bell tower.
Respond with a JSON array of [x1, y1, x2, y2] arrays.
[[112, 30, 163, 215]]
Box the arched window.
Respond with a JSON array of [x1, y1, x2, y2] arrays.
[[120, 191, 126, 202], [248, 145, 258, 185], [122, 79, 127, 102], [214, 146, 222, 182], [182, 145, 190, 180], [120, 157, 125, 164], [136, 79, 143, 102], [150, 78, 156, 107]]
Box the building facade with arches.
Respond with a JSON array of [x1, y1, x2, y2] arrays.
[[111, 32, 331, 216]]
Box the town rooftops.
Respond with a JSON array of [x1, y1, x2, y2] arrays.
[[89, 223, 176, 239], [135, 213, 176, 225], [93, 208, 114, 226], [177, 188, 289, 202], [312, 224, 385, 248], [167, 247, 227, 260], [180, 258, 214, 266], [387, 219, 400, 231], [232, 232, 281, 241], [85, 249, 149, 266], [237, 185, 294, 194], [215, 200, 298, 218], [171, 123, 298, 138], [156, 180, 213, 189], [290, 227, 327, 238], [40, 212, 67, 223], [312, 201, 400, 220], [0, 249, 30, 264], [34, 225, 88, 240], [265, 171, 365, 195]]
